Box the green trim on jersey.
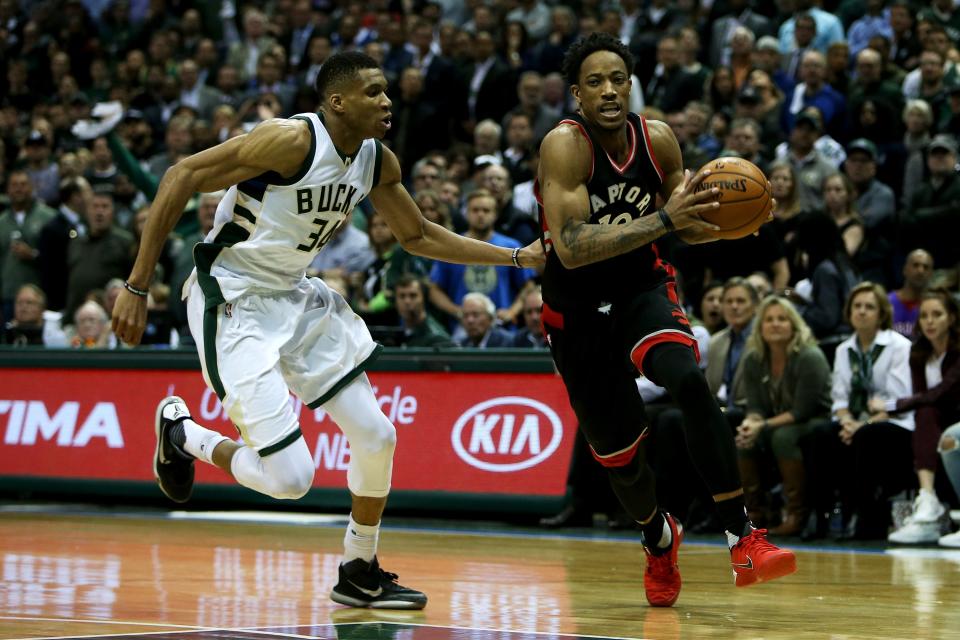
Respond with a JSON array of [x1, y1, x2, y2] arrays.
[[233, 203, 256, 224], [202, 305, 226, 399], [193, 221, 253, 401], [270, 115, 317, 186], [316, 111, 362, 165], [259, 427, 304, 457], [306, 344, 384, 409], [373, 139, 383, 187]]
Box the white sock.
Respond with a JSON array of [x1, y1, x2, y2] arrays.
[[343, 515, 380, 564], [181, 419, 229, 465], [726, 530, 742, 549], [654, 517, 672, 549]]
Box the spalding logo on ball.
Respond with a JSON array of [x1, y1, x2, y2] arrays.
[[693, 157, 772, 240]]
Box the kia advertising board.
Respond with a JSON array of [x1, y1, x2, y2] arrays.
[[0, 368, 577, 499]]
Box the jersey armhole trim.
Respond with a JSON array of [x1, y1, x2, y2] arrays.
[[268, 115, 317, 186], [372, 139, 383, 188], [639, 116, 665, 182]]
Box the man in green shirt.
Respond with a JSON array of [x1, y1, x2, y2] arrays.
[[0, 171, 56, 318], [395, 275, 454, 348]]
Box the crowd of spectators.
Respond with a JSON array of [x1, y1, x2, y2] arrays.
[[2, 0, 960, 544]]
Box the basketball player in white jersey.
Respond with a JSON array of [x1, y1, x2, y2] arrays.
[[111, 52, 543, 610]]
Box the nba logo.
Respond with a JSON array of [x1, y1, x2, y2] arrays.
[[224, 304, 233, 318]]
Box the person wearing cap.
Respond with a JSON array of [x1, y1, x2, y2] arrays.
[[777, 109, 837, 210], [708, 0, 774, 68], [844, 138, 896, 232], [902, 134, 960, 289], [21, 131, 60, 206]]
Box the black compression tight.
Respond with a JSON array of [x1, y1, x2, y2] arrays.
[[642, 342, 742, 497]]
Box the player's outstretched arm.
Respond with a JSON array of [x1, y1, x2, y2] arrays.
[[112, 119, 310, 345], [370, 146, 543, 268], [647, 119, 722, 245], [539, 124, 720, 269]]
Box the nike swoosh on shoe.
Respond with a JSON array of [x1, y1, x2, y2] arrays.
[[732, 556, 753, 570], [349, 580, 383, 597]]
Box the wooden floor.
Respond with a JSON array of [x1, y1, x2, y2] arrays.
[[1, 509, 958, 640]]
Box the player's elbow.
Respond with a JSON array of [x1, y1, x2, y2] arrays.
[[554, 243, 581, 269]]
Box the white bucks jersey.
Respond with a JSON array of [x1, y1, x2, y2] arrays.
[[193, 112, 382, 306]]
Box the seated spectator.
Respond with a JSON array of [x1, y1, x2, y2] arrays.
[[64, 192, 134, 322], [901, 99, 934, 208], [482, 163, 539, 246], [782, 51, 847, 138], [890, 249, 935, 337], [707, 278, 760, 414], [844, 138, 896, 233], [804, 282, 915, 540], [776, 110, 837, 210], [69, 300, 112, 349], [21, 130, 60, 206], [457, 292, 514, 348], [306, 211, 376, 293], [697, 281, 725, 335], [820, 173, 865, 258], [355, 209, 431, 327], [747, 272, 773, 300], [792, 213, 860, 339], [511, 287, 546, 348], [736, 296, 832, 535], [767, 162, 806, 282], [2, 284, 67, 347], [0, 170, 57, 318], [415, 190, 453, 231], [873, 289, 960, 544], [395, 275, 455, 348], [902, 134, 960, 290], [429, 189, 535, 330]]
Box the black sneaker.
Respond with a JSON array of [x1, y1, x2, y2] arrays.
[[330, 557, 427, 610], [153, 396, 195, 503]]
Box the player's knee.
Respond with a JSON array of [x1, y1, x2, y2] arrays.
[[940, 435, 957, 452], [354, 417, 397, 458], [770, 427, 798, 458], [263, 445, 315, 499]]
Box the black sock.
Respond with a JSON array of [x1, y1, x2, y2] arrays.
[[640, 511, 671, 555], [169, 421, 187, 449], [716, 498, 750, 537]]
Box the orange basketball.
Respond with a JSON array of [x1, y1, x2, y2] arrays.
[[694, 157, 772, 240]]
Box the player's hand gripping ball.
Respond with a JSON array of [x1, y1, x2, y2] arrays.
[[694, 157, 773, 239]]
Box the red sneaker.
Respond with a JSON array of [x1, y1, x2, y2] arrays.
[[730, 528, 797, 587], [643, 513, 683, 607]]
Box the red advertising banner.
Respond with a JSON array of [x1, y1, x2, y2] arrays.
[[0, 368, 577, 496]]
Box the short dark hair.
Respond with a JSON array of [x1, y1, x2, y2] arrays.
[[395, 274, 425, 294], [562, 32, 634, 85], [314, 51, 380, 101]]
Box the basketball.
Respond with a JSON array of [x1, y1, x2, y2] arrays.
[[694, 157, 772, 240]]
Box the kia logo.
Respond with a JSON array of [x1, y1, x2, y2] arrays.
[[451, 396, 563, 472]]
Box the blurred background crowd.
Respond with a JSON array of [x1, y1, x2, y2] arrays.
[[1, 0, 960, 546]]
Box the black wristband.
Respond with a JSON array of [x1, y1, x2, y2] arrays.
[[658, 208, 675, 232], [511, 247, 521, 268], [123, 280, 149, 297]]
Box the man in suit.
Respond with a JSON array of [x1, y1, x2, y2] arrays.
[[244, 52, 296, 116], [178, 59, 225, 120], [705, 278, 760, 419], [709, 0, 775, 68], [37, 177, 91, 313], [225, 8, 277, 84], [286, 0, 316, 70], [456, 292, 514, 348], [464, 30, 517, 131], [410, 19, 464, 144]]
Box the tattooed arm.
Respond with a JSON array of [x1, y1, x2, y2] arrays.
[[539, 123, 720, 269]]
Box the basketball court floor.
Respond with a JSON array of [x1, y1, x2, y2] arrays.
[[1, 505, 957, 640]]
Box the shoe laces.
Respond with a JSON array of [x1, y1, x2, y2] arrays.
[[738, 528, 779, 553]]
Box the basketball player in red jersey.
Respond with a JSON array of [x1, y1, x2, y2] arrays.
[[537, 32, 796, 607]]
